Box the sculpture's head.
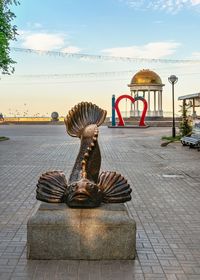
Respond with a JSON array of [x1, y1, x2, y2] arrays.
[[66, 178, 102, 208]]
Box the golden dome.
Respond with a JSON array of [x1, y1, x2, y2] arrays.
[[130, 69, 162, 85]]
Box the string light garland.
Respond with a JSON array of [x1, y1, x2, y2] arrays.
[[9, 71, 134, 79], [11, 47, 200, 64], [2, 71, 200, 82]]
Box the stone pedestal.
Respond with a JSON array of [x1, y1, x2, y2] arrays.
[[27, 203, 136, 260]]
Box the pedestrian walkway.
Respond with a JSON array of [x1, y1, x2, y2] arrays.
[[0, 125, 199, 280]]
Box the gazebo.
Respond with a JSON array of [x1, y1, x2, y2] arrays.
[[178, 92, 200, 118], [128, 69, 165, 118]]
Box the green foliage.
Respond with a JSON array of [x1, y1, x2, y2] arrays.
[[0, 136, 9, 141], [161, 135, 181, 141], [0, 0, 19, 75], [179, 102, 192, 137], [161, 135, 181, 147]]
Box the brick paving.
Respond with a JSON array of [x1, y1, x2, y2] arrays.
[[0, 125, 199, 280]]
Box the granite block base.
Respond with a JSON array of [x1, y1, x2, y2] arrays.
[[27, 203, 136, 260]]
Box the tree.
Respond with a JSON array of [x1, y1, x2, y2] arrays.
[[0, 0, 19, 75], [179, 101, 192, 137]]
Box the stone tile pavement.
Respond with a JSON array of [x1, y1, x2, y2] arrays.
[[0, 125, 199, 280]]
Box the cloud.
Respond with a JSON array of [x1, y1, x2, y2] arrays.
[[191, 0, 200, 5], [62, 46, 81, 53], [191, 51, 200, 58], [33, 22, 43, 28], [26, 22, 43, 29], [22, 33, 65, 51], [19, 31, 81, 53], [123, 0, 200, 12], [102, 42, 181, 59]]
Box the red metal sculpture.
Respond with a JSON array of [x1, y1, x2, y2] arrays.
[[114, 94, 148, 127]]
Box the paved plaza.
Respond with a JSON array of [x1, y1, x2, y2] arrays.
[[0, 125, 199, 280]]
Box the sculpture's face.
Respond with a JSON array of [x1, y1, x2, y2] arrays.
[[66, 178, 102, 208]]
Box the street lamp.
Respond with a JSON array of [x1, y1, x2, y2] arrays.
[[168, 75, 178, 138]]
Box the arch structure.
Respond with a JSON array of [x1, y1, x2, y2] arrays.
[[128, 69, 165, 118], [115, 95, 148, 127]]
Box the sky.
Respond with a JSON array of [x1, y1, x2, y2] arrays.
[[1, 0, 200, 117]]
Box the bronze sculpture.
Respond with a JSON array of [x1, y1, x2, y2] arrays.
[[36, 102, 132, 208]]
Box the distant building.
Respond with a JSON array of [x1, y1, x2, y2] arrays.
[[128, 69, 165, 118]]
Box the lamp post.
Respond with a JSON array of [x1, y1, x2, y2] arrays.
[[168, 75, 178, 138]]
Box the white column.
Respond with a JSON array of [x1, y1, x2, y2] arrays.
[[130, 91, 133, 113], [158, 91, 161, 116], [148, 90, 150, 116], [154, 91, 156, 116], [160, 90, 163, 114], [136, 91, 139, 116], [142, 91, 145, 117], [133, 91, 136, 116]]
